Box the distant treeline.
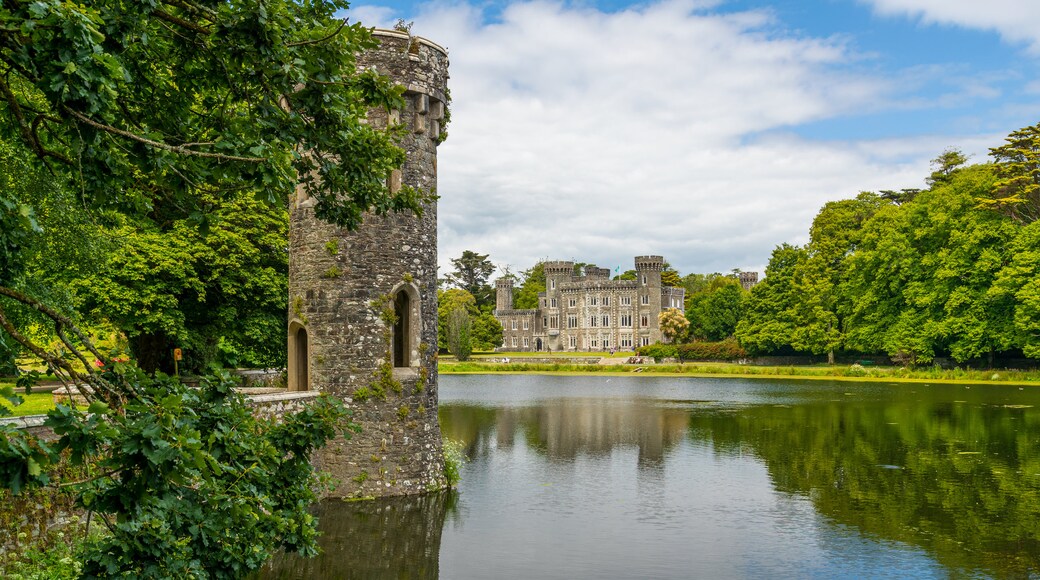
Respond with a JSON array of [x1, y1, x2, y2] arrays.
[[724, 124, 1040, 365]]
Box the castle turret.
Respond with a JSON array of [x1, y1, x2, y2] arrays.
[[288, 30, 449, 498], [495, 277, 514, 312], [543, 261, 574, 296], [739, 271, 759, 291], [634, 256, 665, 346]]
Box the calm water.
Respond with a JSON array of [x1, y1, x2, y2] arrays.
[[263, 374, 1040, 579]]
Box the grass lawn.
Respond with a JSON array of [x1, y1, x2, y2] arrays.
[[1, 392, 58, 417], [438, 360, 1040, 386]]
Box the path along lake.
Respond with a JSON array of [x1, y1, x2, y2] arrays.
[[262, 374, 1040, 579]]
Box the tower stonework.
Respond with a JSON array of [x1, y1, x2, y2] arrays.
[[287, 30, 449, 498], [496, 278, 514, 312]]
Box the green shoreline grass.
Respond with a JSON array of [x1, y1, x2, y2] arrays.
[[438, 361, 1040, 386]]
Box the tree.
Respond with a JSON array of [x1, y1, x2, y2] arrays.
[[69, 192, 289, 374], [659, 308, 690, 343], [444, 251, 496, 309], [472, 311, 504, 352], [992, 221, 1040, 358], [0, 0, 422, 231], [790, 192, 884, 363], [0, 0, 428, 573], [982, 122, 1040, 224], [843, 164, 1018, 364], [735, 244, 807, 355], [514, 262, 546, 310], [926, 148, 968, 186], [437, 288, 501, 353], [687, 281, 744, 341], [661, 270, 682, 288], [437, 288, 477, 352], [446, 307, 473, 361]]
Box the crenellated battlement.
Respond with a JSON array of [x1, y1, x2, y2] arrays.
[[544, 261, 575, 277], [634, 255, 665, 271]]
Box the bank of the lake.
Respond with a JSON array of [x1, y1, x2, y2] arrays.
[[439, 359, 1040, 386]]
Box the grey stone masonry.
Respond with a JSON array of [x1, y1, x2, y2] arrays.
[[288, 30, 449, 498], [495, 256, 686, 352]]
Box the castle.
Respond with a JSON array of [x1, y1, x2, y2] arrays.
[[494, 256, 686, 352], [287, 29, 448, 498]]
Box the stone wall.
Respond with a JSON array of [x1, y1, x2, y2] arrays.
[[288, 30, 448, 498]]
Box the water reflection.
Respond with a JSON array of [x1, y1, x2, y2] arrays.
[[688, 398, 1040, 576], [442, 400, 688, 466], [262, 376, 1040, 578], [260, 492, 456, 579]]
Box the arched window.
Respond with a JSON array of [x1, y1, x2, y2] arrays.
[[288, 321, 310, 391], [390, 283, 421, 369], [393, 290, 410, 368]]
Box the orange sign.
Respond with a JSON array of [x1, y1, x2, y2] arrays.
[[173, 348, 183, 361]]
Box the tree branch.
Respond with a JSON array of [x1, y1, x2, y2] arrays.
[[64, 107, 268, 163], [287, 18, 348, 48], [152, 8, 210, 35]]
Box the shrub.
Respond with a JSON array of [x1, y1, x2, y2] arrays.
[[635, 343, 677, 362], [676, 339, 747, 361]]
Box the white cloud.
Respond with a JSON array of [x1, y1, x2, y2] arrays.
[[352, 0, 1013, 276], [861, 0, 1040, 54]]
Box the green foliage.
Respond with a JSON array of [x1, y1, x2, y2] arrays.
[[635, 343, 677, 362], [982, 122, 1040, 224], [322, 266, 342, 279], [677, 339, 747, 361], [0, 370, 356, 577], [438, 288, 477, 351], [686, 279, 744, 341], [443, 250, 495, 309], [69, 191, 289, 374], [514, 262, 546, 310], [471, 309, 504, 352], [660, 269, 682, 288], [446, 308, 473, 362], [0, 0, 421, 231], [991, 220, 1040, 358], [735, 244, 807, 355], [842, 165, 1016, 364], [658, 308, 690, 343], [441, 439, 465, 488]]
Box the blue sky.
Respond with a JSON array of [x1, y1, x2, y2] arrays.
[[343, 0, 1040, 276]]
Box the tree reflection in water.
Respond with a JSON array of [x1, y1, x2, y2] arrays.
[[259, 491, 457, 579], [688, 399, 1040, 576]]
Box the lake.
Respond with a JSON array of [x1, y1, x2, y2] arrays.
[[261, 374, 1040, 579]]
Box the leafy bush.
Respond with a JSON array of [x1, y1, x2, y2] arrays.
[[442, 439, 466, 488], [1, 370, 357, 577], [677, 339, 747, 361], [635, 343, 677, 362]]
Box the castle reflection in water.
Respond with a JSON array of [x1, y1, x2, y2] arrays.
[[441, 398, 689, 467]]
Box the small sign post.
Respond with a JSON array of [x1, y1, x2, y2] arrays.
[[173, 348, 182, 377]]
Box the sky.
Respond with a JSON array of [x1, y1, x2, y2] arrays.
[[342, 0, 1040, 278]]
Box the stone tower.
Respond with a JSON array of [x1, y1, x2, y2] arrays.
[[287, 29, 449, 498], [635, 255, 665, 345], [495, 277, 514, 312], [739, 271, 759, 291]]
